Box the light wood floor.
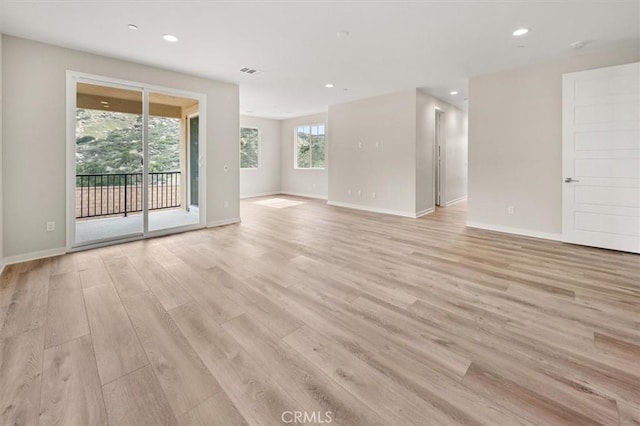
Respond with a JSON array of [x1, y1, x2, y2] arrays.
[[1, 196, 639, 425]]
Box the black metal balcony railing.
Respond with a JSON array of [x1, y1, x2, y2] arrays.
[[76, 172, 181, 219]]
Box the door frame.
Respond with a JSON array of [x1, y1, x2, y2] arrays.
[[186, 112, 200, 210], [65, 70, 207, 252], [434, 108, 446, 207]]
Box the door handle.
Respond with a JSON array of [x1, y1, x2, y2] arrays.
[[564, 177, 580, 183]]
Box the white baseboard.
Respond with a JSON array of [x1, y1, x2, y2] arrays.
[[416, 208, 435, 218], [280, 191, 328, 200], [445, 196, 467, 206], [4, 247, 67, 266], [0, 262, 5, 276], [240, 191, 281, 199], [466, 221, 562, 242], [327, 201, 418, 218], [207, 217, 241, 228]]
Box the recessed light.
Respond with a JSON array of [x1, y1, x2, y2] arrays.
[[162, 34, 179, 42], [450, 91, 459, 95], [103, 105, 110, 108], [325, 83, 334, 88], [513, 28, 529, 37], [100, 101, 109, 105], [127, 24, 138, 30]]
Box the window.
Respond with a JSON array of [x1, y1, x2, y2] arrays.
[[295, 124, 325, 169], [240, 127, 259, 169]]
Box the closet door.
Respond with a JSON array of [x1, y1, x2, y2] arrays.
[[562, 62, 640, 253]]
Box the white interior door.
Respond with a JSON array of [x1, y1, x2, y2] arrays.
[[562, 62, 640, 253]]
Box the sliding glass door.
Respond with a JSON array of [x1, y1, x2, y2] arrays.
[[68, 73, 205, 249], [147, 91, 200, 232], [74, 82, 144, 245]]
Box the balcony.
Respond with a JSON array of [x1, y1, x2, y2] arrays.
[[76, 171, 182, 219], [75, 171, 198, 245]]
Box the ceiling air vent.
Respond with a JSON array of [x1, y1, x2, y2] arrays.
[[240, 67, 258, 74]]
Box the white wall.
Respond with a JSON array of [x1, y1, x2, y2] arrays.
[[416, 90, 434, 215], [2, 36, 239, 260], [416, 90, 468, 214], [280, 112, 328, 199], [328, 90, 417, 217], [468, 43, 640, 239], [240, 115, 281, 198], [445, 106, 468, 205], [0, 33, 3, 271]]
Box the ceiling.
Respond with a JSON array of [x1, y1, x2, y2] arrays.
[[2, 1, 639, 119]]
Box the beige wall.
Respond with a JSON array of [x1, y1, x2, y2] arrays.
[[280, 112, 328, 199], [416, 90, 468, 214], [2, 35, 239, 259], [468, 43, 640, 238], [328, 90, 417, 216], [240, 115, 281, 198]]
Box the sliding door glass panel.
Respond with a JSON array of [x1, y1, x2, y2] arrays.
[[75, 82, 143, 245], [189, 115, 200, 207], [148, 92, 200, 232]]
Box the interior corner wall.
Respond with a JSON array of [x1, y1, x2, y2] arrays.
[[280, 112, 328, 199], [240, 115, 281, 198], [2, 35, 239, 260], [328, 89, 417, 217], [416, 91, 468, 215], [468, 42, 640, 238]]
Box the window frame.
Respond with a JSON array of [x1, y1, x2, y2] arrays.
[[294, 122, 326, 170], [240, 126, 260, 170]]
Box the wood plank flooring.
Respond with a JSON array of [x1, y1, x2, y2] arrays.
[[1, 196, 639, 425]]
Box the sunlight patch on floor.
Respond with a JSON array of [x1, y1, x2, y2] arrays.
[[253, 198, 306, 208]]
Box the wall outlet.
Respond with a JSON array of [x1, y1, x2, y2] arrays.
[[224, 201, 229, 208], [46, 221, 55, 232], [375, 141, 380, 148], [357, 190, 362, 197], [358, 142, 363, 149], [372, 192, 376, 199], [507, 206, 515, 215]]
